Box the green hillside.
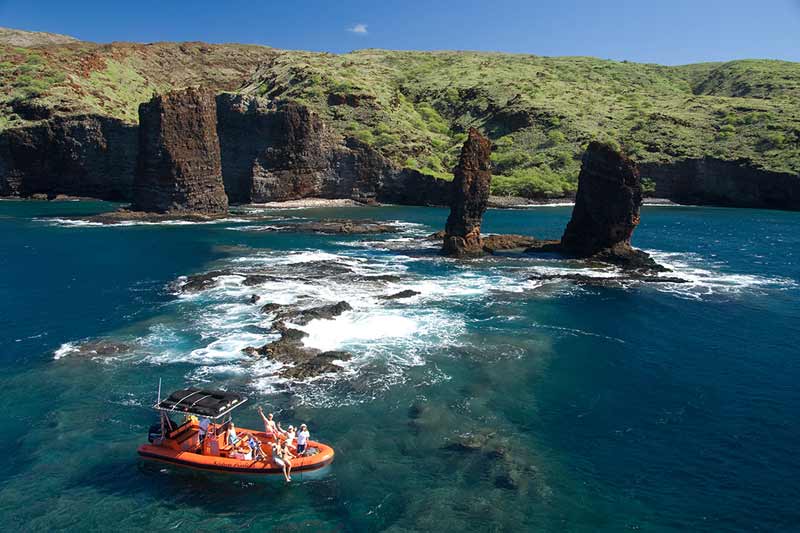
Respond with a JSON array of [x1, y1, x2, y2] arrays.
[[1, 38, 798, 198]]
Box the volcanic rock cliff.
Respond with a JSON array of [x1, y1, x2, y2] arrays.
[[216, 93, 451, 206], [442, 128, 493, 256], [132, 87, 228, 213], [0, 115, 136, 200], [557, 141, 664, 270]]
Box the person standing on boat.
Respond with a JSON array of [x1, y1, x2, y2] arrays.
[[296, 423, 310, 456], [278, 423, 296, 449], [198, 417, 211, 445], [257, 406, 278, 440]]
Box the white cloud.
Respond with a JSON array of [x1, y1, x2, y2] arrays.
[[347, 23, 368, 35]]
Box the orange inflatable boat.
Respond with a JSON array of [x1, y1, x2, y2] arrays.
[[137, 387, 334, 477]]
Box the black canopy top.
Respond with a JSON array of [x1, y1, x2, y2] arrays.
[[155, 388, 247, 419]]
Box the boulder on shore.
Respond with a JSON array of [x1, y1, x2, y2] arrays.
[[442, 128, 493, 256]]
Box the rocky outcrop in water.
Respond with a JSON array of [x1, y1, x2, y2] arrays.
[[553, 141, 664, 271], [132, 87, 228, 213], [639, 157, 800, 211], [243, 301, 353, 379], [442, 128, 493, 256]]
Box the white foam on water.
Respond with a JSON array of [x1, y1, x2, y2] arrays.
[[296, 311, 418, 352], [53, 342, 79, 360], [646, 250, 797, 299], [38, 217, 249, 228]]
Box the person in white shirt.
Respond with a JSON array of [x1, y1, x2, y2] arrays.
[[296, 423, 310, 456], [198, 417, 211, 445]]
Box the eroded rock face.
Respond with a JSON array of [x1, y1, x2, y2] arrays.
[[0, 115, 136, 200], [556, 141, 665, 271], [216, 94, 451, 206], [561, 141, 641, 255], [639, 157, 800, 211], [442, 128, 493, 256], [132, 87, 228, 213]]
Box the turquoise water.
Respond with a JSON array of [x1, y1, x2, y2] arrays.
[[1, 200, 798, 532]]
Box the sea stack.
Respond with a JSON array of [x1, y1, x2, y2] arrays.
[[560, 141, 664, 270], [442, 128, 493, 256], [132, 87, 228, 213]]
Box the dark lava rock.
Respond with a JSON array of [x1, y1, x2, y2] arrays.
[[558, 141, 665, 271], [86, 209, 228, 225], [279, 351, 353, 380], [178, 270, 231, 292], [60, 339, 133, 359], [481, 234, 546, 253], [249, 294, 260, 304], [0, 114, 136, 200], [277, 301, 352, 325], [530, 272, 687, 287], [132, 87, 228, 214], [242, 219, 400, 234], [260, 302, 286, 314], [379, 289, 421, 300], [561, 141, 642, 254], [243, 326, 352, 379], [442, 128, 493, 257]]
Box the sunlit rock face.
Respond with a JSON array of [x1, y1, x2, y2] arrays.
[[442, 128, 493, 257], [132, 87, 228, 213]]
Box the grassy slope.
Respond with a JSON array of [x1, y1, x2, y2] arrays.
[[1, 40, 798, 197]]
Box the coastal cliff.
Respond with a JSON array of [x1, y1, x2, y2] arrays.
[[0, 114, 135, 200], [639, 158, 800, 211], [132, 87, 228, 213], [1, 32, 798, 209], [217, 93, 450, 206]]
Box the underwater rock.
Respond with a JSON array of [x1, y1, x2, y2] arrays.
[[442, 128, 493, 257]]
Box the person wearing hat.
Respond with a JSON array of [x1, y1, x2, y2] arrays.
[[296, 423, 310, 456], [277, 421, 296, 449]]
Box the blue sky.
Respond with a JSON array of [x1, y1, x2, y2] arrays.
[[1, 0, 799, 64]]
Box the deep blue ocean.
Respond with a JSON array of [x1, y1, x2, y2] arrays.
[[1, 200, 798, 532]]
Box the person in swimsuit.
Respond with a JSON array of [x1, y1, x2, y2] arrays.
[[257, 406, 278, 440], [281, 439, 295, 481], [271, 441, 291, 482], [278, 423, 296, 450]]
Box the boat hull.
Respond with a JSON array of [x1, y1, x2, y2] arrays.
[[138, 430, 334, 476]]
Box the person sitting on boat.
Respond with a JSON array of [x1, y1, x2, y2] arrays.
[[281, 440, 295, 480], [271, 441, 291, 482], [296, 423, 310, 456], [247, 433, 266, 461], [227, 422, 240, 447], [257, 406, 278, 439]]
